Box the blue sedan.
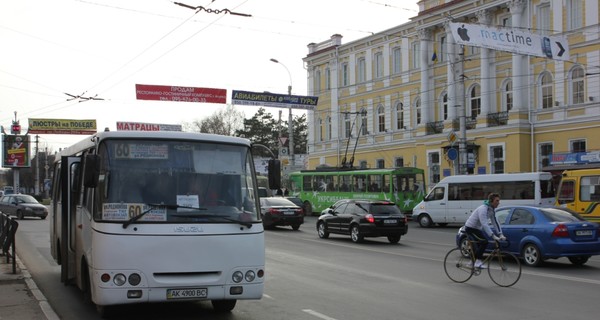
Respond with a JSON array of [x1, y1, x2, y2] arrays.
[[456, 206, 600, 267]]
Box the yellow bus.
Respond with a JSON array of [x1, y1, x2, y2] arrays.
[[556, 169, 600, 222]]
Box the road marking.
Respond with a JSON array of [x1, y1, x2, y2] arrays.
[[302, 309, 338, 320]]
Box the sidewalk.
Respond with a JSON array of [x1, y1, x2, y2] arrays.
[[0, 255, 59, 320]]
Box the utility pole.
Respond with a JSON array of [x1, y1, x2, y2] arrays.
[[270, 58, 294, 166], [35, 135, 40, 195], [458, 45, 468, 175]]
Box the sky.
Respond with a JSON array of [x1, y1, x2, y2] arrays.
[[0, 0, 418, 152]]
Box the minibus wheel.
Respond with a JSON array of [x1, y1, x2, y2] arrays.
[[417, 213, 433, 228]]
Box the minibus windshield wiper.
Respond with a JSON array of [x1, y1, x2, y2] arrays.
[[122, 203, 206, 229], [171, 213, 253, 229]]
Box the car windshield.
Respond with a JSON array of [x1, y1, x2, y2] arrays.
[[18, 195, 39, 204], [95, 139, 260, 224], [369, 203, 401, 215], [262, 198, 296, 207], [540, 208, 585, 222]]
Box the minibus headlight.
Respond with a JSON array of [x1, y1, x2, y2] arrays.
[[245, 270, 256, 282], [113, 273, 127, 286], [232, 271, 244, 283], [128, 273, 141, 286]]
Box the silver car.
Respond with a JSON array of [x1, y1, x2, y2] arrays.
[[0, 194, 48, 219]]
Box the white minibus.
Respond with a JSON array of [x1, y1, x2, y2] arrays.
[[412, 172, 556, 227]]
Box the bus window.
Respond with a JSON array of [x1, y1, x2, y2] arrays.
[[340, 175, 351, 191], [303, 176, 313, 192], [580, 176, 600, 201], [557, 180, 575, 204]]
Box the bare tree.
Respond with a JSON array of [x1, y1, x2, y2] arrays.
[[184, 104, 244, 136]]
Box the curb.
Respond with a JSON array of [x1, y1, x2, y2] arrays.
[[16, 256, 60, 320]]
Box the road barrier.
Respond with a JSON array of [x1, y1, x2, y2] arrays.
[[0, 213, 19, 273]]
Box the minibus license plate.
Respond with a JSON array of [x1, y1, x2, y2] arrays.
[[167, 288, 207, 299], [576, 230, 592, 236]]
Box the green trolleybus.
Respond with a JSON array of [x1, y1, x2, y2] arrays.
[[289, 167, 426, 216]]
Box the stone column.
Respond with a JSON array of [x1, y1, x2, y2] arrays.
[[444, 21, 457, 120], [477, 9, 493, 117], [419, 28, 432, 125], [510, 0, 527, 111]]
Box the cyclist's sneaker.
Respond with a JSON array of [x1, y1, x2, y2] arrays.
[[464, 261, 473, 268], [474, 260, 487, 269]]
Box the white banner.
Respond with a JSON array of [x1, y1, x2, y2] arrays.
[[449, 23, 569, 61]]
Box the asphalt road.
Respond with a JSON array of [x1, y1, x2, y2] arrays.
[[15, 216, 600, 320]]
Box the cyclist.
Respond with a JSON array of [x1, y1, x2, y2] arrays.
[[463, 192, 506, 268]]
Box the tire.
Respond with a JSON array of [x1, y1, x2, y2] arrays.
[[81, 261, 93, 304], [96, 305, 115, 318], [387, 235, 401, 244], [568, 256, 590, 266], [317, 221, 329, 239], [291, 224, 300, 231], [17, 210, 24, 220], [350, 225, 363, 243], [303, 201, 313, 216], [417, 213, 433, 228], [522, 243, 543, 267], [443, 248, 474, 283], [459, 237, 471, 258], [212, 299, 237, 312], [487, 252, 521, 287], [41, 215, 47, 220]]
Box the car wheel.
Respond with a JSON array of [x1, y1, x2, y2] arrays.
[[568, 256, 590, 266], [350, 225, 363, 243], [17, 210, 24, 220], [303, 201, 313, 216], [317, 221, 329, 239], [522, 243, 543, 267], [41, 215, 47, 220], [291, 224, 300, 231], [417, 213, 433, 228], [387, 235, 401, 244], [211, 299, 237, 312], [459, 237, 471, 258]]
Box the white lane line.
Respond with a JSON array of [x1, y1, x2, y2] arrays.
[[302, 309, 338, 320], [262, 294, 274, 299]]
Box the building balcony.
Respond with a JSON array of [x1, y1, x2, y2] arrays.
[[487, 111, 509, 127], [452, 118, 477, 131], [426, 121, 444, 135]]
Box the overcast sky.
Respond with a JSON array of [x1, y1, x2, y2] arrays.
[[1, 0, 418, 151]]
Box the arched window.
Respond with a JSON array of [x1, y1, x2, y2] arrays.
[[502, 79, 513, 111], [469, 84, 481, 119], [377, 104, 386, 133], [540, 72, 553, 109], [360, 108, 368, 135], [314, 69, 321, 93], [317, 117, 323, 141], [344, 113, 351, 138], [326, 116, 332, 140], [439, 92, 448, 120], [395, 101, 404, 130], [325, 68, 331, 90], [414, 98, 421, 127], [571, 66, 584, 105]]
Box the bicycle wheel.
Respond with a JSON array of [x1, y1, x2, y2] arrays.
[[487, 251, 521, 287], [444, 248, 474, 283]]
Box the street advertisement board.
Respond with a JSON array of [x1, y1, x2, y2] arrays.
[[3, 135, 30, 168], [27, 118, 97, 134]]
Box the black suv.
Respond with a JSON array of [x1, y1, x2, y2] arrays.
[[316, 199, 408, 243]]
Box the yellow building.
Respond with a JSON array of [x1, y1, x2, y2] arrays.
[[303, 0, 600, 189]]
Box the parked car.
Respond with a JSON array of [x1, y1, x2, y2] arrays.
[[317, 199, 408, 243], [259, 197, 304, 230], [0, 194, 48, 219], [456, 205, 600, 267]]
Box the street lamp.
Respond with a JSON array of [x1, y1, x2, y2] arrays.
[[270, 58, 294, 166]]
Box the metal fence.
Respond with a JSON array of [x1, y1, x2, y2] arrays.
[[0, 213, 19, 273]]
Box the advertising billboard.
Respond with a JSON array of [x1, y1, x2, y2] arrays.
[[3, 135, 30, 168]]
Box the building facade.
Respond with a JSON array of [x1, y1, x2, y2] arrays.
[[303, 0, 600, 189]]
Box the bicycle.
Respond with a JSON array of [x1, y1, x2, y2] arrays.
[[443, 238, 522, 287]]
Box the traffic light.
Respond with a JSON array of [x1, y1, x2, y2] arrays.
[[11, 123, 21, 134]]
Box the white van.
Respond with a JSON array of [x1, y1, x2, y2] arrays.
[[412, 172, 556, 227]]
